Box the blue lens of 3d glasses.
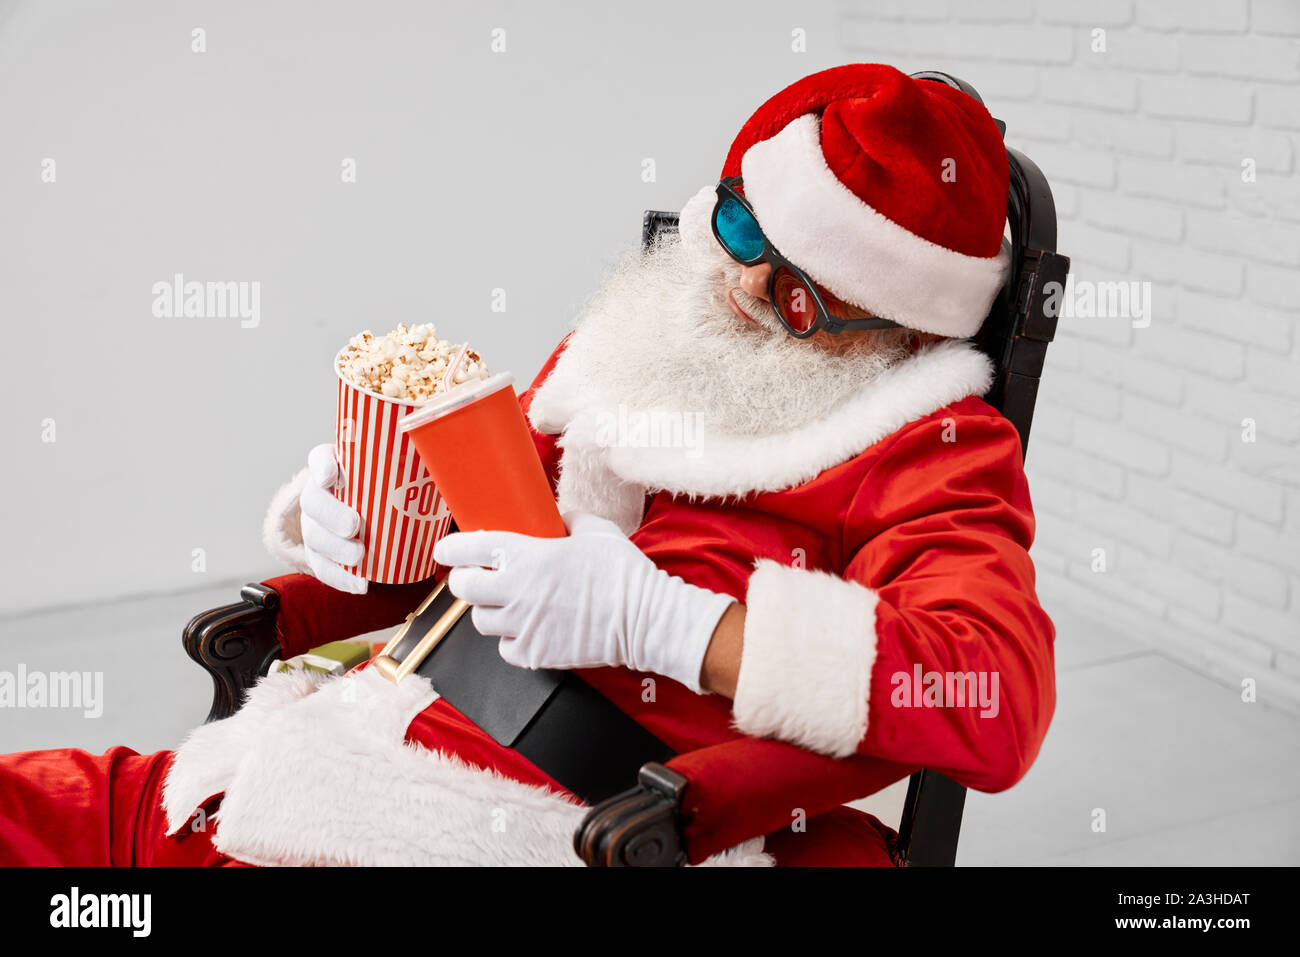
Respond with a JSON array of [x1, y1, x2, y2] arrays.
[[713, 196, 766, 262]]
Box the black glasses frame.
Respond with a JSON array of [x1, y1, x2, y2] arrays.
[[710, 176, 900, 339]]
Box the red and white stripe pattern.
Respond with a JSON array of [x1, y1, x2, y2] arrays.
[[335, 376, 452, 585]]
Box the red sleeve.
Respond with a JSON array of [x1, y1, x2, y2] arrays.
[[849, 412, 1055, 790], [516, 333, 572, 496], [732, 410, 1056, 793]]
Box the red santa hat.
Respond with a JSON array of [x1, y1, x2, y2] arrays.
[[680, 64, 1011, 339]]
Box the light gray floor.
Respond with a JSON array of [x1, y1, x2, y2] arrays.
[[2, 584, 1297, 865], [0, 582, 240, 755], [957, 606, 1300, 866]]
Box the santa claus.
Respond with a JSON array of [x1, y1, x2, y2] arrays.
[[0, 64, 1055, 867]]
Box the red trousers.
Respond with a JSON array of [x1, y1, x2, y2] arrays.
[[0, 743, 896, 867], [0, 747, 239, 867]]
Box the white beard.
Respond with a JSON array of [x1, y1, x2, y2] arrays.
[[556, 234, 920, 438], [526, 233, 993, 533]]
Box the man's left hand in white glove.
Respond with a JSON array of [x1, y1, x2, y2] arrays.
[[432, 512, 736, 694]]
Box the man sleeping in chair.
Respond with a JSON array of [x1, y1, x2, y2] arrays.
[[0, 64, 1055, 867]]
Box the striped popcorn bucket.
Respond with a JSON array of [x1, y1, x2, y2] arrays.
[[333, 356, 453, 585]]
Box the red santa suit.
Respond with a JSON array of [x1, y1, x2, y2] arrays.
[[0, 64, 1056, 867], [0, 330, 1052, 867]]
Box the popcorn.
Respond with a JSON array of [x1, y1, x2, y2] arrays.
[[336, 323, 489, 403]]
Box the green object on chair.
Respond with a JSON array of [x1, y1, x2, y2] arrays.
[[269, 640, 370, 677]]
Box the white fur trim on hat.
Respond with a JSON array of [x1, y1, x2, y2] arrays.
[[741, 114, 1011, 339], [733, 559, 879, 758]]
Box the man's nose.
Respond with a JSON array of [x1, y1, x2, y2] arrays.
[[738, 263, 772, 301]]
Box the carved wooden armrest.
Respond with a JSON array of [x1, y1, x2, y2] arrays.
[[182, 583, 282, 723], [574, 763, 688, 867]]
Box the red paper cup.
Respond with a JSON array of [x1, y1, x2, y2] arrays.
[[398, 372, 566, 538], [333, 352, 454, 584]]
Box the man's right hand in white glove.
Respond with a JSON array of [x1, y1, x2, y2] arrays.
[[262, 444, 369, 594]]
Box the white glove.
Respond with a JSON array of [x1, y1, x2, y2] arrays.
[[298, 444, 369, 594], [432, 511, 735, 693]]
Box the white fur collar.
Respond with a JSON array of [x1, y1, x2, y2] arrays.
[[528, 336, 993, 531], [163, 668, 771, 867]]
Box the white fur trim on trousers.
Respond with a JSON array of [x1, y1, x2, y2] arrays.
[[163, 668, 772, 867]]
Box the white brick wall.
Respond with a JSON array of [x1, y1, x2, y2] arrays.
[[838, 0, 1300, 708]]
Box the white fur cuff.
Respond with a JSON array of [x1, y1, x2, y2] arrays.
[[733, 560, 879, 758], [262, 467, 310, 572]]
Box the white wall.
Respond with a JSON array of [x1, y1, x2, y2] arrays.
[[837, 0, 1300, 706], [0, 0, 843, 614], [6, 0, 1298, 713]]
